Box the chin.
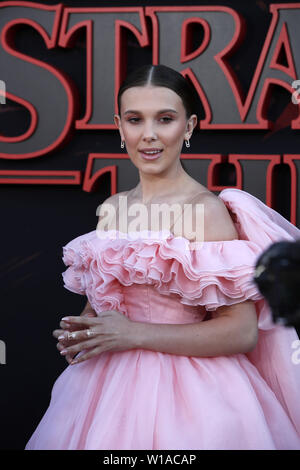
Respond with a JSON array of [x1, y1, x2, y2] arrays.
[[132, 158, 163, 171], [139, 167, 163, 175], [140, 160, 166, 171]]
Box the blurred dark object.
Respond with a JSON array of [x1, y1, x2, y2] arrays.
[[253, 240, 300, 327]]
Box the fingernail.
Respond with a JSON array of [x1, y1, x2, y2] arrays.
[[58, 335, 65, 340], [61, 317, 70, 321], [71, 359, 78, 365], [60, 349, 67, 355]]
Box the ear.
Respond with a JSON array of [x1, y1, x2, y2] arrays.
[[184, 114, 198, 140], [114, 114, 125, 141]]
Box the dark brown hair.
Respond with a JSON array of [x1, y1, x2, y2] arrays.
[[117, 64, 199, 120]]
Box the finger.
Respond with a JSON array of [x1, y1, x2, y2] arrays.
[[56, 342, 76, 363], [54, 329, 70, 343], [59, 341, 95, 359], [63, 328, 98, 343], [56, 332, 80, 347], [66, 353, 75, 364], [61, 316, 99, 328], [62, 326, 87, 337], [71, 346, 104, 365], [57, 330, 88, 342], [56, 341, 74, 352], [64, 330, 78, 341], [53, 329, 70, 339], [53, 329, 63, 339], [59, 320, 75, 330], [54, 330, 82, 348], [59, 321, 85, 333], [81, 311, 97, 318], [55, 332, 77, 349], [59, 337, 99, 358], [56, 343, 74, 364]]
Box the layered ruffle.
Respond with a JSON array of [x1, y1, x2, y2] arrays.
[[61, 187, 300, 330], [62, 228, 264, 317]]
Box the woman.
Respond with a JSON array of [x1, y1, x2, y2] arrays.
[[25, 64, 300, 450]]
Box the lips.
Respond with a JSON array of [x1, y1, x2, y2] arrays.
[[139, 148, 163, 160]]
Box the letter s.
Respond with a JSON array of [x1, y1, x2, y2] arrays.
[[0, 3, 75, 159]]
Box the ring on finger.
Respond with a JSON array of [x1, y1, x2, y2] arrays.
[[68, 331, 77, 340], [86, 329, 94, 337]]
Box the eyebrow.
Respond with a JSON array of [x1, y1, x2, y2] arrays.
[[123, 108, 178, 115]]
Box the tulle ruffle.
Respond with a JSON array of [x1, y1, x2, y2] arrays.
[[62, 228, 264, 316]]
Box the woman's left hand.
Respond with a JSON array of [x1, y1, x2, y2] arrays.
[[52, 310, 137, 365]]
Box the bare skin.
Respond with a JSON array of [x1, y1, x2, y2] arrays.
[[53, 85, 258, 365]]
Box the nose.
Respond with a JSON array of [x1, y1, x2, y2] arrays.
[[142, 120, 157, 142]]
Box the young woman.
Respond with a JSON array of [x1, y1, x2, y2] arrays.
[[25, 64, 300, 450]]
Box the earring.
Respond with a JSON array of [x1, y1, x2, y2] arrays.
[[121, 140, 125, 148], [185, 139, 190, 148]]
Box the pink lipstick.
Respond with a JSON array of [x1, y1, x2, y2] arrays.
[[139, 148, 163, 160]]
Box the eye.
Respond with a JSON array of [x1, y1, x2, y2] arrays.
[[127, 117, 140, 123], [159, 116, 173, 123]]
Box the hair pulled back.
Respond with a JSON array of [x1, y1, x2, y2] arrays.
[[117, 64, 199, 120]]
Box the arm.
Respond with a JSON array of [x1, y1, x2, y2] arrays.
[[131, 300, 258, 357]]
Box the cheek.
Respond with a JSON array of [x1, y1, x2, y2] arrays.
[[123, 127, 140, 144], [164, 126, 186, 146]]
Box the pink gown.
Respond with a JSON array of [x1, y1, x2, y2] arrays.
[[25, 188, 300, 450]]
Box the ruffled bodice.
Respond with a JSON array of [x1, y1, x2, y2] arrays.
[[62, 188, 300, 330], [61, 226, 265, 322]]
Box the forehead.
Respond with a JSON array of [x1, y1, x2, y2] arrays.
[[120, 86, 184, 112]]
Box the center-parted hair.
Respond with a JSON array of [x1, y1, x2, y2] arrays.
[[117, 64, 200, 120]]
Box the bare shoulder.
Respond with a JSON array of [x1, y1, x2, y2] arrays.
[[198, 191, 239, 242]]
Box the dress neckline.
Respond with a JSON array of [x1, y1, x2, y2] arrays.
[[99, 187, 240, 244]]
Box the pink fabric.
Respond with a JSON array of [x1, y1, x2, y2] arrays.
[[25, 188, 300, 450]]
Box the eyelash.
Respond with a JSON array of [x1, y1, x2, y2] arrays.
[[127, 117, 173, 124]]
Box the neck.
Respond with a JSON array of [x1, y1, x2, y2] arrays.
[[136, 164, 192, 203]]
